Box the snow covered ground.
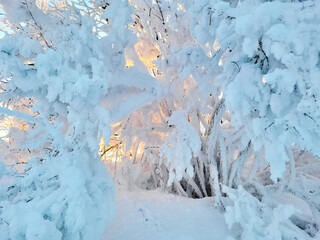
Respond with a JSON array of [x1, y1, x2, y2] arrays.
[[102, 150, 320, 240], [102, 189, 236, 240]]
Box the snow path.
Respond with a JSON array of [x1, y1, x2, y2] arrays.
[[102, 189, 235, 240]]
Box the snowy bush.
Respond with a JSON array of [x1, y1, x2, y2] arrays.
[[223, 185, 313, 240], [210, 0, 320, 181], [0, 0, 158, 239], [0, 0, 319, 239], [99, 0, 320, 237]]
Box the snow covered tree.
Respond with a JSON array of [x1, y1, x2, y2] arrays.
[[0, 0, 159, 239], [100, 0, 320, 238], [102, 0, 244, 202], [0, 0, 319, 239], [183, 0, 320, 238]]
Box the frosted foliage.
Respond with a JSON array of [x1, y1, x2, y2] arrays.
[[190, 0, 320, 180], [161, 110, 201, 184], [0, 0, 319, 239], [102, 0, 319, 196], [104, 1, 320, 238], [0, 0, 158, 239], [223, 185, 312, 240]]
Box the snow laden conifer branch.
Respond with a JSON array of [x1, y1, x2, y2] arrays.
[[209, 0, 320, 182], [0, 0, 159, 239], [0, 0, 319, 239], [185, 0, 320, 238]]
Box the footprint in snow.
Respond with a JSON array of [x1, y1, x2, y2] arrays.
[[138, 207, 163, 232]]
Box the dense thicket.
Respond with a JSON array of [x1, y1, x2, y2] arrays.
[[0, 0, 319, 239]]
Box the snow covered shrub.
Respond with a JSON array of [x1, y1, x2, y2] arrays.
[[99, 0, 320, 237], [0, 0, 318, 239], [100, 0, 248, 202], [209, 0, 320, 181], [0, 0, 158, 239], [99, 0, 220, 196], [223, 185, 313, 240]]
